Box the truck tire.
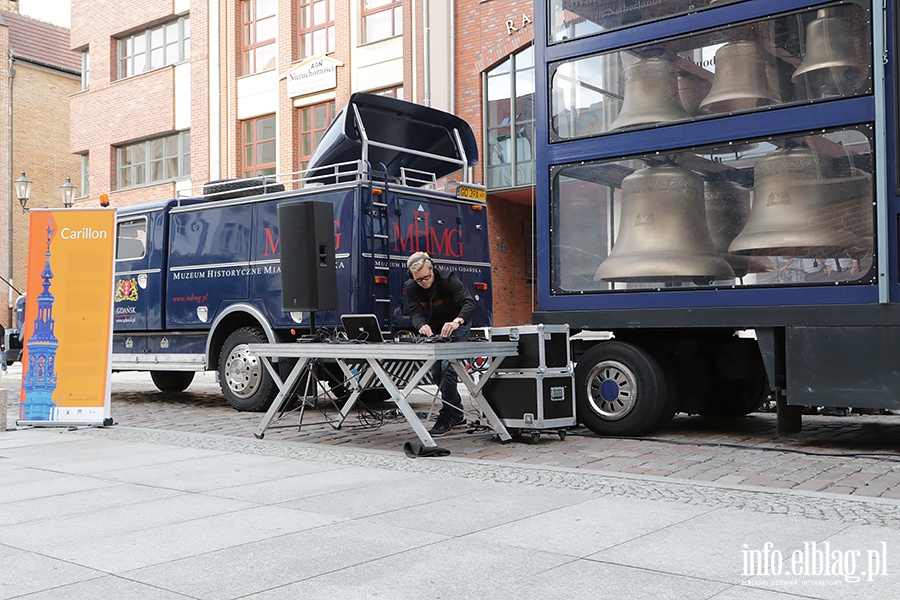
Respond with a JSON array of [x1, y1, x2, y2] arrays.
[[575, 341, 669, 436], [202, 177, 285, 201], [150, 371, 195, 393], [218, 327, 277, 412]]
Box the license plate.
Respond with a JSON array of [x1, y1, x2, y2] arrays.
[[457, 185, 486, 201]]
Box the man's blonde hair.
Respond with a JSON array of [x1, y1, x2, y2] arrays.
[[407, 251, 431, 273]]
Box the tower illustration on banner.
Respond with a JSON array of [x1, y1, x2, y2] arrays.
[[20, 223, 60, 421]]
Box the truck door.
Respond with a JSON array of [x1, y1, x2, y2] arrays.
[[390, 194, 493, 328], [113, 215, 152, 333]]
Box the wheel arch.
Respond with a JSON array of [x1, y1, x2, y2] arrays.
[[206, 304, 278, 370]]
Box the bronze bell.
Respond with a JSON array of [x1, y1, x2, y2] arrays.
[[699, 40, 781, 114], [792, 8, 865, 98], [677, 71, 712, 116], [595, 165, 735, 282], [610, 58, 692, 130], [704, 178, 755, 278], [728, 146, 862, 257]]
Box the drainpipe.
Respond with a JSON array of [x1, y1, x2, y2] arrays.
[[423, 0, 430, 107], [6, 50, 14, 327]]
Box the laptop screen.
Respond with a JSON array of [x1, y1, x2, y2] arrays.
[[341, 314, 385, 343]]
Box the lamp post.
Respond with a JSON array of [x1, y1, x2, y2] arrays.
[[59, 177, 77, 208], [14, 171, 31, 212]]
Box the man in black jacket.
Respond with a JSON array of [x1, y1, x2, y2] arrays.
[[405, 251, 476, 435]]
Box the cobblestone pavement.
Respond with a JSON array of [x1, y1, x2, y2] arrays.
[[4, 364, 900, 500]]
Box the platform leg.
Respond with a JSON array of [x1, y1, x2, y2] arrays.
[[775, 388, 802, 435]]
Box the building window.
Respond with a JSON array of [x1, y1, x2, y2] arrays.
[[298, 0, 335, 59], [361, 0, 401, 44], [81, 50, 89, 91], [117, 15, 190, 79], [370, 85, 403, 100], [484, 46, 535, 190], [243, 115, 277, 177], [299, 101, 336, 172], [243, 0, 277, 74], [80, 154, 89, 197], [117, 131, 191, 189]]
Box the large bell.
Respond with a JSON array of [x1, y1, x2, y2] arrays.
[[699, 40, 781, 114], [704, 178, 755, 277], [792, 8, 865, 98], [728, 147, 863, 257], [610, 58, 692, 130], [595, 165, 735, 282]]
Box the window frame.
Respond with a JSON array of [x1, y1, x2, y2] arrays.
[[297, 0, 336, 59], [242, 0, 278, 74], [116, 15, 190, 80], [117, 131, 191, 190], [361, 0, 402, 44], [298, 101, 337, 173], [242, 115, 278, 178]]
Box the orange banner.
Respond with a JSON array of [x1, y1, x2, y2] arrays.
[[18, 208, 116, 425]]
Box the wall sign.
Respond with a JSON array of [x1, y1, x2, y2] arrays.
[[283, 55, 344, 98]]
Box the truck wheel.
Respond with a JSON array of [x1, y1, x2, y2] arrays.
[[150, 371, 195, 393], [218, 327, 277, 412], [575, 341, 668, 436]]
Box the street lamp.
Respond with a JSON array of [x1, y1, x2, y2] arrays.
[[59, 177, 77, 208], [14, 171, 31, 212]]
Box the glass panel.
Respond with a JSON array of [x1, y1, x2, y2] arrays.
[[551, 3, 873, 141], [549, 0, 745, 44], [165, 135, 179, 156], [150, 138, 164, 160], [314, 105, 328, 128], [245, 145, 255, 167], [551, 126, 875, 294], [364, 12, 392, 43], [258, 0, 278, 17], [302, 132, 312, 156], [313, 0, 326, 24], [328, 26, 335, 53], [134, 163, 146, 186], [150, 159, 164, 182], [166, 157, 178, 179], [258, 141, 276, 165], [256, 44, 277, 71], [258, 116, 276, 140]]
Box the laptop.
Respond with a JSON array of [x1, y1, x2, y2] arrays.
[[341, 314, 385, 343]]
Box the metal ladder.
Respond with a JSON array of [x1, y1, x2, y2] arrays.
[[366, 168, 394, 326]]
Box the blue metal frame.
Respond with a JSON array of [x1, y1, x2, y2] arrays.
[[533, 0, 892, 314]]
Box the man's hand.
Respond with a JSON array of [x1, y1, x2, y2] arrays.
[[419, 325, 434, 337], [440, 321, 460, 337]]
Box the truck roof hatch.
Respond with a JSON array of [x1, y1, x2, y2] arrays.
[[306, 93, 479, 186]]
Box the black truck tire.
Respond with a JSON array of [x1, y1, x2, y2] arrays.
[[575, 341, 669, 436], [202, 177, 285, 201], [150, 371, 195, 393], [218, 326, 278, 412]]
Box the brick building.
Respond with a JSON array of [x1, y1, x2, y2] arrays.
[[68, 0, 534, 326], [0, 0, 81, 329]]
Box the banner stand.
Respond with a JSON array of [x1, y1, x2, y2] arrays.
[[16, 208, 116, 429]]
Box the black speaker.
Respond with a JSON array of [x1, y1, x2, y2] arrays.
[[278, 200, 337, 312]]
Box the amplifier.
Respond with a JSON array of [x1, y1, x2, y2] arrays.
[[489, 324, 570, 371], [482, 370, 577, 432]]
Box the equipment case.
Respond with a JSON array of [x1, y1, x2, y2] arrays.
[[489, 324, 571, 371], [482, 370, 577, 438]]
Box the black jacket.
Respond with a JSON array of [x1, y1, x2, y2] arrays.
[[405, 266, 476, 332]]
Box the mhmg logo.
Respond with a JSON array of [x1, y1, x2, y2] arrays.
[[392, 210, 463, 258]]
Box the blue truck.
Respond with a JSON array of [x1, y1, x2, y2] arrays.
[[95, 93, 490, 411]]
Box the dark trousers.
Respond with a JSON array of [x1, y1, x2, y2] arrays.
[[430, 323, 471, 418]]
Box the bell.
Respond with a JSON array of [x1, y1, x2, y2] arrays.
[[699, 40, 781, 114], [677, 71, 712, 116], [704, 178, 755, 277], [728, 146, 863, 257], [595, 165, 735, 282], [792, 8, 864, 98], [610, 58, 692, 130]]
